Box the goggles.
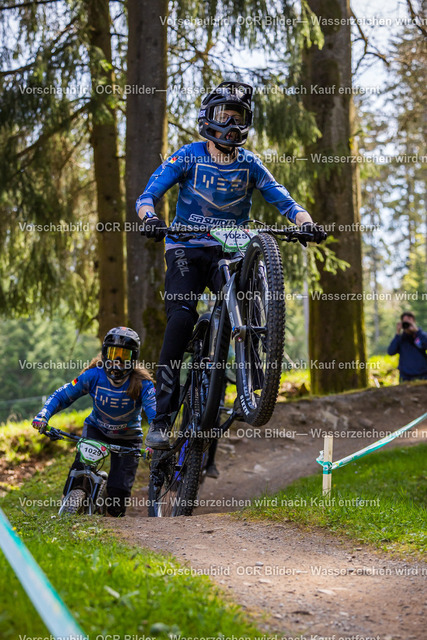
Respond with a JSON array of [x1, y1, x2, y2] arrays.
[[211, 103, 249, 127], [105, 346, 133, 362]]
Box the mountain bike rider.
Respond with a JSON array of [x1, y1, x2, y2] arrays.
[[137, 81, 326, 450], [32, 327, 156, 517]]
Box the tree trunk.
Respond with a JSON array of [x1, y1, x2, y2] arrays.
[[372, 245, 380, 349], [303, 0, 367, 393], [87, 0, 125, 340], [125, 0, 168, 370]]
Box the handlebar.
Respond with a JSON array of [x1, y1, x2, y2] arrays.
[[164, 223, 315, 245], [41, 426, 148, 458]]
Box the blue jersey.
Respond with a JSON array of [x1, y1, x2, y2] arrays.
[[136, 142, 308, 249], [36, 367, 156, 439]]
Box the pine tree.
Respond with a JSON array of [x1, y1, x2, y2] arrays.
[[125, 0, 169, 366], [86, 0, 125, 338]]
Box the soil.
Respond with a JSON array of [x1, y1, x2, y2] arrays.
[[114, 382, 427, 640]]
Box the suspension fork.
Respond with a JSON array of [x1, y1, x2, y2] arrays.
[[199, 296, 231, 432], [218, 259, 246, 342]]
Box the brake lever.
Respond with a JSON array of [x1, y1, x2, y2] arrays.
[[44, 429, 63, 442], [167, 234, 199, 243], [280, 232, 314, 246]]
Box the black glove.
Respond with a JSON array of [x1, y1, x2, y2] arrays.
[[141, 216, 167, 242], [301, 222, 327, 245]]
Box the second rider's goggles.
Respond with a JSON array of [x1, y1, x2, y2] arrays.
[[105, 346, 132, 362]]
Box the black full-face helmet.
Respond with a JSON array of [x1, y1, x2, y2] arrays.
[[198, 81, 253, 150], [102, 326, 140, 382]]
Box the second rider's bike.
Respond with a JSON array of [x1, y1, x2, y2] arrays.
[[40, 425, 147, 516], [148, 222, 316, 517]]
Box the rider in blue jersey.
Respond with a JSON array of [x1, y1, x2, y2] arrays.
[[137, 81, 326, 450], [32, 327, 156, 516]]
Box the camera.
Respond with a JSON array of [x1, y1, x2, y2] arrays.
[[402, 321, 411, 330]]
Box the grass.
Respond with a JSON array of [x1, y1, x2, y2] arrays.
[[0, 409, 87, 466], [240, 443, 427, 558], [0, 442, 265, 639]]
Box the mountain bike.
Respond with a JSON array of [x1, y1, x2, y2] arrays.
[[40, 425, 148, 516], [148, 222, 316, 517]]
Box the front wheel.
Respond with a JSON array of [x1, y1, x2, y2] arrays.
[[235, 232, 285, 426], [59, 488, 88, 516]]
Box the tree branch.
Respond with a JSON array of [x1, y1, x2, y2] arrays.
[[406, 0, 427, 37], [0, 16, 78, 78], [0, 0, 60, 11], [15, 103, 88, 161], [168, 119, 198, 138], [350, 8, 389, 73]]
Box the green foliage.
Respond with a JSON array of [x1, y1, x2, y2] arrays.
[[241, 443, 427, 558], [0, 409, 86, 466], [0, 0, 337, 330], [0, 315, 99, 423], [401, 238, 427, 328], [0, 1, 99, 326], [358, 10, 426, 353], [280, 353, 400, 394]]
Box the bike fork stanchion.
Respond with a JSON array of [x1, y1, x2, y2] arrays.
[[322, 435, 334, 496]]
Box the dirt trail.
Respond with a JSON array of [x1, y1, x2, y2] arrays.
[[116, 514, 426, 639], [114, 383, 427, 639]]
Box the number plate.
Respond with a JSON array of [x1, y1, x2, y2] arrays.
[[77, 439, 110, 464], [210, 227, 258, 252]]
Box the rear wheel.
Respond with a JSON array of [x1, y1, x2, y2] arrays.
[[148, 440, 205, 517], [235, 232, 285, 426], [59, 489, 88, 516]]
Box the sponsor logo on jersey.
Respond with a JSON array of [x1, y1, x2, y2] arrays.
[[193, 164, 249, 209], [94, 386, 136, 420]]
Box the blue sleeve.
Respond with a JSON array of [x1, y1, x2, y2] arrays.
[[140, 380, 156, 423], [135, 145, 190, 212], [253, 159, 308, 224], [387, 334, 401, 356], [36, 370, 96, 422], [414, 329, 427, 350]]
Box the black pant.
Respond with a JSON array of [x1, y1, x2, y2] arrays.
[[400, 372, 427, 382], [154, 245, 225, 423], [64, 423, 142, 517]]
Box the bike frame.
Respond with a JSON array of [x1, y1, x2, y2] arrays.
[[149, 223, 319, 515]]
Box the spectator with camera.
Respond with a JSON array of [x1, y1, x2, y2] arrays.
[[387, 311, 427, 382]]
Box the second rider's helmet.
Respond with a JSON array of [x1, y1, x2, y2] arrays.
[[198, 81, 253, 148], [102, 326, 140, 382]]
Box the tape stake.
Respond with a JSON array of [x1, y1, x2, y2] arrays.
[[322, 435, 334, 496], [0, 507, 86, 640]]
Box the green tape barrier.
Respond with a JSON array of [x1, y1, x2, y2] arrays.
[[317, 411, 427, 471], [0, 507, 86, 640]]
